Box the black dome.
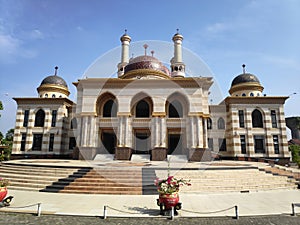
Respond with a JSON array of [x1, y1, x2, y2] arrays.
[[41, 75, 68, 88], [231, 73, 260, 87]]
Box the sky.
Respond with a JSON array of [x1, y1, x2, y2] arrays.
[[0, 0, 299, 135]]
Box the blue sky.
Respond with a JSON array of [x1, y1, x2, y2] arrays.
[[0, 0, 299, 135]]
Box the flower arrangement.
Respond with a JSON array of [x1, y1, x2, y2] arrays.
[[0, 178, 9, 188], [154, 176, 191, 194]]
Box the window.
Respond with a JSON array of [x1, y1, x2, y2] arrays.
[[21, 133, 26, 151], [238, 110, 245, 128], [136, 100, 150, 117], [168, 100, 183, 118], [273, 135, 279, 154], [45, 94, 48, 98], [51, 110, 57, 127], [52, 94, 56, 98], [240, 135, 246, 154], [254, 135, 265, 153], [23, 110, 29, 127], [218, 138, 226, 151], [252, 109, 263, 128], [207, 118, 212, 130], [71, 118, 77, 129], [271, 110, 277, 128], [103, 99, 117, 117], [208, 138, 213, 151], [250, 93, 254, 96], [49, 133, 54, 151], [32, 134, 43, 151], [69, 137, 77, 150], [34, 109, 45, 127], [217, 117, 225, 129], [242, 93, 246, 96]]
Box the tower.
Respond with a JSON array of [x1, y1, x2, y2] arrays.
[[170, 29, 185, 77], [117, 30, 131, 77]]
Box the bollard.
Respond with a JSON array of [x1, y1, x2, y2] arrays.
[[170, 207, 174, 220], [103, 205, 107, 219], [292, 203, 295, 216], [37, 203, 42, 217], [235, 205, 239, 219]]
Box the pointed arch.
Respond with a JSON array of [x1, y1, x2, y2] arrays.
[[131, 92, 153, 118], [96, 92, 118, 117], [252, 109, 263, 128], [217, 117, 225, 129], [166, 92, 189, 118], [34, 109, 45, 127], [207, 118, 212, 129]]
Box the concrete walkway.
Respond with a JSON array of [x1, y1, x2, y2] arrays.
[[1, 189, 299, 217]]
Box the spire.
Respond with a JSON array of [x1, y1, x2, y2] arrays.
[[54, 66, 58, 76], [143, 44, 148, 55], [242, 64, 246, 74]]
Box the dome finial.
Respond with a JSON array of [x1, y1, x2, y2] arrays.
[[242, 64, 246, 74], [151, 50, 154, 57], [124, 29, 127, 35], [54, 66, 58, 76], [176, 28, 179, 34], [143, 44, 148, 56]]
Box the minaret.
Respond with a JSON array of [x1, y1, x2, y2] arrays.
[[170, 29, 185, 77], [118, 29, 131, 77]]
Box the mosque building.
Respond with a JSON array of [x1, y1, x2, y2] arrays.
[[11, 31, 290, 163]]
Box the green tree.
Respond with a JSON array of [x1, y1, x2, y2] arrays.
[[0, 100, 3, 117], [289, 144, 300, 167], [0, 128, 14, 161]]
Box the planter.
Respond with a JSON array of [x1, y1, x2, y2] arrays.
[[158, 192, 180, 210], [0, 187, 7, 202]]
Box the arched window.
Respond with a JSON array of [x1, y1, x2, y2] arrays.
[[252, 109, 263, 128], [45, 94, 48, 98], [168, 100, 183, 118], [207, 118, 212, 129], [52, 94, 56, 98], [34, 109, 45, 127], [70, 118, 77, 129], [136, 100, 150, 117], [217, 117, 225, 129], [242, 93, 246, 96], [103, 99, 117, 117]]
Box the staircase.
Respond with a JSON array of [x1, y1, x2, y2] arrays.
[[165, 166, 299, 193], [45, 168, 143, 195], [0, 161, 298, 195], [0, 163, 79, 191]]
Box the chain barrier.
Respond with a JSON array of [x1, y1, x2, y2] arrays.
[[103, 205, 239, 219], [4, 203, 42, 216], [181, 205, 236, 214]]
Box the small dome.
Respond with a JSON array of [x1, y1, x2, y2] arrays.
[[40, 75, 68, 88], [37, 67, 70, 98], [231, 73, 260, 87], [123, 55, 170, 78]]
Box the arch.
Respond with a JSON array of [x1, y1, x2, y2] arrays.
[[34, 109, 45, 127], [217, 117, 225, 129], [252, 109, 263, 128], [70, 117, 77, 129], [96, 92, 118, 117], [166, 92, 189, 118], [131, 92, 153, 118], [207, 118, 212, 129]]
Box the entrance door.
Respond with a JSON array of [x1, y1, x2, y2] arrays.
[[134, 133, 150, 154], [102, 131, 116, 154], [168, 134, 183, 155]]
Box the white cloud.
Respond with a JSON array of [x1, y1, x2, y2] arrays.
[[29, 29, 44, 40]]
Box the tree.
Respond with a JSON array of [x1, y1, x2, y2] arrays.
[[0, 100, 3, 117], [289, 144, 300, 167], [5, 129, 14, 142]]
